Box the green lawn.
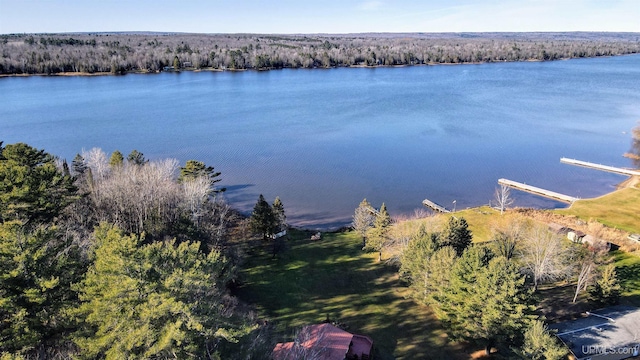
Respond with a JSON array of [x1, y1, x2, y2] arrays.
[[446, 206, 512, 242], [556, 187, 640, 234], [613, 251, 640, 307], [236, 230, 467, 360]]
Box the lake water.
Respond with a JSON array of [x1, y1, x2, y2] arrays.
[[2, 55, 640, 228]]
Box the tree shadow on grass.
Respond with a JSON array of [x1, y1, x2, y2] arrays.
[[236, 231, 466, 359], [616, 257, 640, 306]]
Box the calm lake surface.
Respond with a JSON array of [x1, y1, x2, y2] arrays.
[[3, 55, 640, 228]]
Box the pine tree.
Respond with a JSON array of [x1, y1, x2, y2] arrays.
[[178, 160, 225, 192], [71, 153, 87, 176], [516, 320, 567, 360], [589, 263, 621, 307], [399, 227, 452, 304], [250, 194, 276, 240], [441, 217, 472, 256], [126, 149, 147, 166], [365, 203, 391, 261], [272, 196, 286, 232], [0, 143, 77, 225], [0, 222, 82, 354], [435, 248, 535, 354], [108, 150, 124, 168], [73, 224, 249, 359]]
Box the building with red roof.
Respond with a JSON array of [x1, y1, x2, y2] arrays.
[[272, 323, 373, 360]]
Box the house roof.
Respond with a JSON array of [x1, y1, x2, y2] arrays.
[[550, 305, 640, 360], [272, 323, 372, 360]]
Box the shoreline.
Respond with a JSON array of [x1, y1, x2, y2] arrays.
[[1, 53, 637, 78]]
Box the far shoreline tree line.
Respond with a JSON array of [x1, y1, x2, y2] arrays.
[[2, 32, 640, 75]]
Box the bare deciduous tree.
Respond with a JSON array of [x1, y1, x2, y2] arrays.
[[573, 256, 595, 303], [182, 175, 213, 228], [492, 184, 515, 215], [572, 245, 607, 303], [518, 224, 572, 291], [4, 33, 640, 75], [352, 198, 375, 248], [82, 147, 109, 181], [89, 155, 181, 234], [491, 218, 528, 260]]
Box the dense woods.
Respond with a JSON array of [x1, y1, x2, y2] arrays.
[[0, 142, 268, 359], [1, 32, 639, 75]]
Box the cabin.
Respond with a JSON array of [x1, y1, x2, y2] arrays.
[[272, 323, 373, 360], [550, 305, 640, 360], [568, 230, 587, 243]]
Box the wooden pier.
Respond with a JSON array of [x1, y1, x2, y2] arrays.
[[560, 158, 640, 176], [422, 199, 451, 213], [498, 178, 578, 203]]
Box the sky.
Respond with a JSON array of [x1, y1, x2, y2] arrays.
[[1, 0, 639, 34]]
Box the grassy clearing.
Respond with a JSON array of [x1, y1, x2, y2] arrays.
[[613, 251, 640, 307], [556, 187, 640, 234], [392, 206, 508, 243], [445, 206, 521, 242], [236, 230, 467, 360]]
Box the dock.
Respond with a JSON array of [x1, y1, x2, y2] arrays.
[[498, 178, 578, 203], [560, 158, 640, 176], [422, 199, 451, 213]]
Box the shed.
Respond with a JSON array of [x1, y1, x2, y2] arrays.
[[568, 230, 586, 243]]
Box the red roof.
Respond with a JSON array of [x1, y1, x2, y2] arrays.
[[272, 323, 373, 360]]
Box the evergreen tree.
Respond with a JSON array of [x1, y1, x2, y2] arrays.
[[0, 143, 77, 226], [435, 248, 535, 354], [365, 203, 391, 261], [108, 150, 123, 168], [250, 194, 276, 240], [73, 224, 249, 359], [178, 160, 225, 192], [61, 159, 71, 177], [516, 320, 567, 360], [71, 153, 87, 175], [0, 222, 82, 354], [589, 263, 621, 307], [272, 196, 286, 232], [399, 226, 440, 280], [126, 150, 147, 166], [441, 217, 472, 256], [399, 227, 453, 305]]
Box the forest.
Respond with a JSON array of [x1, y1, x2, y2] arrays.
[[1, 32, 639, 75], [0, 142, 278, 359]]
